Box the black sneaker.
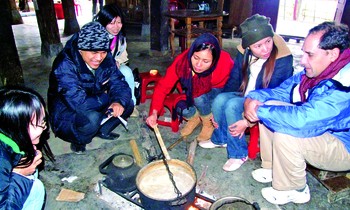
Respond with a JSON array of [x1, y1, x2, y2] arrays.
[[70, 143, 86, 155], [96, 132, 120, 140]]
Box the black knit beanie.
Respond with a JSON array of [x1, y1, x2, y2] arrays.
[[77, 22, 110, 51], [240, 14, 275, 49]]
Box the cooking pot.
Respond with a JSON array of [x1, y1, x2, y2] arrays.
[[136, 126, 197, 210], [99, 153, 141, 193], [210, 196, 260, 210]]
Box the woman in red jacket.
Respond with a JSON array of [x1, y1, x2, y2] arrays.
[[146, 33, 234, 141]]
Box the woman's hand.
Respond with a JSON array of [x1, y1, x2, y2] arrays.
[[13, 150, 42, 176], [228, 120, 249, 139], [146, 110, 158, 128]]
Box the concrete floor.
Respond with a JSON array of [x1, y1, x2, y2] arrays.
[[11, 4, 350, 210]]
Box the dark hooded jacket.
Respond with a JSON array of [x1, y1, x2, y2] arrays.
[[0, 133, 33, 210], [48, 33, 131, 140]]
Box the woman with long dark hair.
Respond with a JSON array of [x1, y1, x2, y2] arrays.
[[199, 14, 294, 172], [0, 86, 54, 209]]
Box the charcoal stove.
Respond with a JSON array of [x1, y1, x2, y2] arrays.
[[110, 187, 216, 210]]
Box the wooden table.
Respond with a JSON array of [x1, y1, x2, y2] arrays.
[[166, 9, 224, 57]]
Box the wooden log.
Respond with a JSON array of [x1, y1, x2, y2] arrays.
[[186, 139, 197, 166], [130, 139, 143, 167]]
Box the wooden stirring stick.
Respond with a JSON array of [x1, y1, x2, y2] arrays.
[[153, 125, 171, 160]]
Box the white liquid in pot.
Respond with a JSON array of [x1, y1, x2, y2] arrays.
[[138, 164, 196, 200]]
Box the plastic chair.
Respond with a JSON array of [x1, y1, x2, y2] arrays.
[[155, 81, 184, 132], [157, 93, 186, 132], [139, 71, 162, 103]]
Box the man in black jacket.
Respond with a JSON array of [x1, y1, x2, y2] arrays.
[[48, 22, 133, 154]]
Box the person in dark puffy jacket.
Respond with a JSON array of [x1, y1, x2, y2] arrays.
[[0, 86, 55, 210], [48, 22, 133, 154]]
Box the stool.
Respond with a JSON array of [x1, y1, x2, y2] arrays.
[[247, 124, 260, 159], [157, 93, 186, 132], [139, 72, 162, 103]]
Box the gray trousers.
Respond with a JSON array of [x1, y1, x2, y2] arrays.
[[259, 101, 350, 191]]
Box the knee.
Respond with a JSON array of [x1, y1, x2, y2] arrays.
[[212, 93, 229, 108], [76, 111, 101, 134], [273, 133, 291, 149], [119, 65, 134, 81], [225, 99, 242, 112], [31, 179, 45, 201], [122, 99, 135, 118]]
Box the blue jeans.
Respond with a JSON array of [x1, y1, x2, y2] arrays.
[[22, 170, 45, 210], [181, 88, 222, 118], [119, 64, 136, 105], [211, 92, 248, 158]]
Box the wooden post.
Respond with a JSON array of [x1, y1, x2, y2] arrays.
[[35, 0, 63, 67], [150, 0, 168, 52], [0, 0, 24, 85], [62, 0, 80, 36]]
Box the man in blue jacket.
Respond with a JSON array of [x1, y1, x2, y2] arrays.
[[244, 21, 350, 205], [48, 22, 133, 154]]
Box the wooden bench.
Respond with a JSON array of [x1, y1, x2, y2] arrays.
[[307, 165, 350, 203]]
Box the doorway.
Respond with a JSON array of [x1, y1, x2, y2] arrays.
[[276, 0, 339, 37]]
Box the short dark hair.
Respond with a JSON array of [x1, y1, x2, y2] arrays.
[[309, 21, 350, 53], [94, 4, 126, 36]]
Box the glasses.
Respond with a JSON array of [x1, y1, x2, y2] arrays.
[[34, 117, 47, 129]]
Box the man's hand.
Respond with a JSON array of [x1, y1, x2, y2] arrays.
[[109, 102, 125, 117], [244, 98, 263, 122], [13, 150, 42, 176]]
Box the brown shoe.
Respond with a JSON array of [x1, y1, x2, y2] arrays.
[[197, 113, 214, 142], [180, 112, 200, 137]]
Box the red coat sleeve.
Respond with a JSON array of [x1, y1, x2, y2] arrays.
[[149, 52, 186, 115]]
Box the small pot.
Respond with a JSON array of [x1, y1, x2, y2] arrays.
[[210, 196, 259, 210], [99, 153, 141, 193]]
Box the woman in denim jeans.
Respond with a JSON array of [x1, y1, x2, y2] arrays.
[[199, 14, 294, 171], [146, 33, 233, 141]]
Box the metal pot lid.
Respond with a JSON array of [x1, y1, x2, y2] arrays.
[[210, 196, 258, 210], [112, 154, 134, 168]]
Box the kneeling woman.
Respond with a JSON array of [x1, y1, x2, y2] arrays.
[[146, 33, 234, 141], [0, 86, 55, 209]]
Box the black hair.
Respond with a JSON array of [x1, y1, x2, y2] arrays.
[[193, 42, 218, 65], [0, 86, 55, 167], [94, 4, 126, 39], [309, 21, 350, 53]]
